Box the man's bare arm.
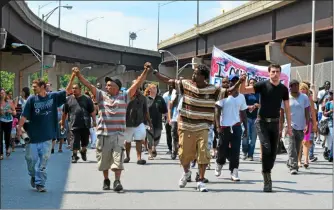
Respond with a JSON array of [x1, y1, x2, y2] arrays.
[[128, 62, 151, 98], [153, 71, 176, 86], [284, 100, 293, 135], [65, 72, 76, 95], [279, 108, 285, 134], [239, 78, 255, 95], [74, 67, 97, 98], [60, 112, 67, 128], [215, 105, 222, 133]]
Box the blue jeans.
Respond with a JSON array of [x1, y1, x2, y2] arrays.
[[208, 126, 214, 150], [25, 140, 52, 187], [309, 140, 315, 158], [329, 127, 333, 158], [242, 118, 257, 157]]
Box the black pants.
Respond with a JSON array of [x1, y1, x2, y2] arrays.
[[171, 122, 179, 152], [72, 128, 90, 151], [255, 120, 280, 173], [216, 125, 242, 172], [165, 123, 172, 151], [0, 121, 12, 155]]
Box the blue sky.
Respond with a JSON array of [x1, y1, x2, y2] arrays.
[[26, 1, 247, 50]]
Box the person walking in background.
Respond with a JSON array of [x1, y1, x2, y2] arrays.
[[242, 78, 260, 161], [163, 84, 176, 154], [323, 90, 333, 162], [144, 84, 167, 160], [0, 88, 17, 160]]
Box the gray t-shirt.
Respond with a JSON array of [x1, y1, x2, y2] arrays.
[[281, 93, 310, 130]]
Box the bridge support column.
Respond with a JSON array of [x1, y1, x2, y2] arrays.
[[265, 42, 333, 66]]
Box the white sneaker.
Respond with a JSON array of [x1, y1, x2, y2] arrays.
[[179, 171, 192, 188], [215, 164, 223, 177], [290, 169, 298, 175], [231, 168, 240, 181], [207, 163, 211, 170], [197, 181, 208, 192]]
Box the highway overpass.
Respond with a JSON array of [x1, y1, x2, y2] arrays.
[[1, 1, 162, 95]]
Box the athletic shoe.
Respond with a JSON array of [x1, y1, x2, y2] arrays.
[[231, 168, 240, 181], [215, 164, 223, 177], [36, 185, 46, 192], [113, 180, 123, 192], [197, 181, 208, 192], [179, 171, 192, 188], [30, 177, 35, 188], [290, 169, 298, 175], [103, 179, 110, 190], [80, 150, 87, 161]]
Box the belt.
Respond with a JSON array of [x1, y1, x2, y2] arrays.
[[257, 116, 279, 123], [220, 122, 241, 129]]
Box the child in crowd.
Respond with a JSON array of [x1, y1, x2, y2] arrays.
[[10, 117, 19, 152]]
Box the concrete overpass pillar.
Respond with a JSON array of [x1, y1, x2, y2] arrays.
[[265, 41, 333, 66], [47, 70, 59, 91]]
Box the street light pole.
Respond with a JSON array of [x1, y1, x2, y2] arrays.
[[86, 17, 104, 38], [310, 0, 316, 85], [38, 2, 53, 17], [159, 50, 179, 78], [41, 5, 72, 78], [197, 0, 199, 26], [157, 3, 160, 46]]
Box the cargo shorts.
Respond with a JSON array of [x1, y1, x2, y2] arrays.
[[96, 134, 125, 171], [178, 129, 210, 166]]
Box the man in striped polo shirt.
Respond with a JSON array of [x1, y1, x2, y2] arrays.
[[153, 65, 245, 192], [72, 62, 152, 192]]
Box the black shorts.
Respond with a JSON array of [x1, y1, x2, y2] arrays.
[[72, 128, 90, 150]]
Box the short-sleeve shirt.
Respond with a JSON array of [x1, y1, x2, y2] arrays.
[[318, 90, 329, 112], [63, 95, 94, 130], [254, 80, 289, 118], [95, 89, 129, 136], [22, 91, 66, 143], [126, 92, 148, 127], [170, 91, 180, 122], [216, 94, 248, 127], [244, 93, 260, 119], [175, 79, 224, 131], [281, 93, 310, 130], [325, 101, 333, 127]]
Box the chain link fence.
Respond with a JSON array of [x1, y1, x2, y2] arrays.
[[290, 61, 333, 90]]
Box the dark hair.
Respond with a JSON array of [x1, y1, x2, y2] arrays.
[[73, 83, 82, 89], [32, 79, 47, 88], [22, 87, 30, 98], [325, 81, 331, 86], [268, 63, 281, 72], [197, 64, 210, 79], [248, 78, 257, 85]]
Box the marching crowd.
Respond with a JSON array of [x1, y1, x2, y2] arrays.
[[0, 62, 333, 193]]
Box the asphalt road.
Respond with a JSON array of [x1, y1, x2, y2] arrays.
[[1, 131, 333, 209]]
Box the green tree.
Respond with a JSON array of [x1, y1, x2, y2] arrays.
[[0, 71, 15, 91]]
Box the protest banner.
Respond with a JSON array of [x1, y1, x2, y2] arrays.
[[210, 46, 291, 87]]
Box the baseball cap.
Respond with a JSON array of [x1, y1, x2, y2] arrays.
[[105, 77, 122, 90], [228, 74, 239, 81], [289, 79, 299, 87]]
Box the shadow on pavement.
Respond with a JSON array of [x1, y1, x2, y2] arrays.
[[1, 147, 72, 209], [63, 189, 183, 194], [209, 187, 333, 195]]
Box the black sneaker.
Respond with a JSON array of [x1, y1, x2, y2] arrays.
[[51, 149, 54, 154], [123, 157, 130, 163], [310, 156, 318, 162], [72, 155, 79, 163], [80, 150, 87, 161], [186, 175, 191, 182], [30, 177, 35, 188], [36, 185, 46, 192], [113, 180, 123, 192], [103, 179, 111, 190], [195, 172, 209, 183], [171, 151, 177, 160], [137, 159, 146, 165], [166, 150, 172, 155]]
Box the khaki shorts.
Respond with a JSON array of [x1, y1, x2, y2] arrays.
[[96, 134, 125, 171], [178, 129, 210, 165]]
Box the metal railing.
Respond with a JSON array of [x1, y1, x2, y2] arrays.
[[290, 61, 333, 90]]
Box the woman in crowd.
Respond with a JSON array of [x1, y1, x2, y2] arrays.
[[0, 88, 17, 159], [144, 84, 167, 160]]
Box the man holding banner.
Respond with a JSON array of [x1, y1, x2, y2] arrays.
[[240, 63, 292, 193]]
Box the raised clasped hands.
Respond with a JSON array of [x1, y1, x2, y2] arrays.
[[72, 67, 80, 76]]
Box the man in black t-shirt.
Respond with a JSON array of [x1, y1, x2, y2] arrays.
[[61, 83, 96, 163], [240, 63, 292, 193]]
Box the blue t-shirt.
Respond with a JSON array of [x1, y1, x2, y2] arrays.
[[244, 93, 259, 119], [325, 101, 333, 127], [22, 91, 66, 143]]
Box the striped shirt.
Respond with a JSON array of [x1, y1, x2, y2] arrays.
[[176, 79, 225, 131], [96, 89, 129, 136]]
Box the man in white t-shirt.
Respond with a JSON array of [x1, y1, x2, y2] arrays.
[[317, 81, 331, 119], [163, 85, 176, 154], [214, 75, 248, 181]]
